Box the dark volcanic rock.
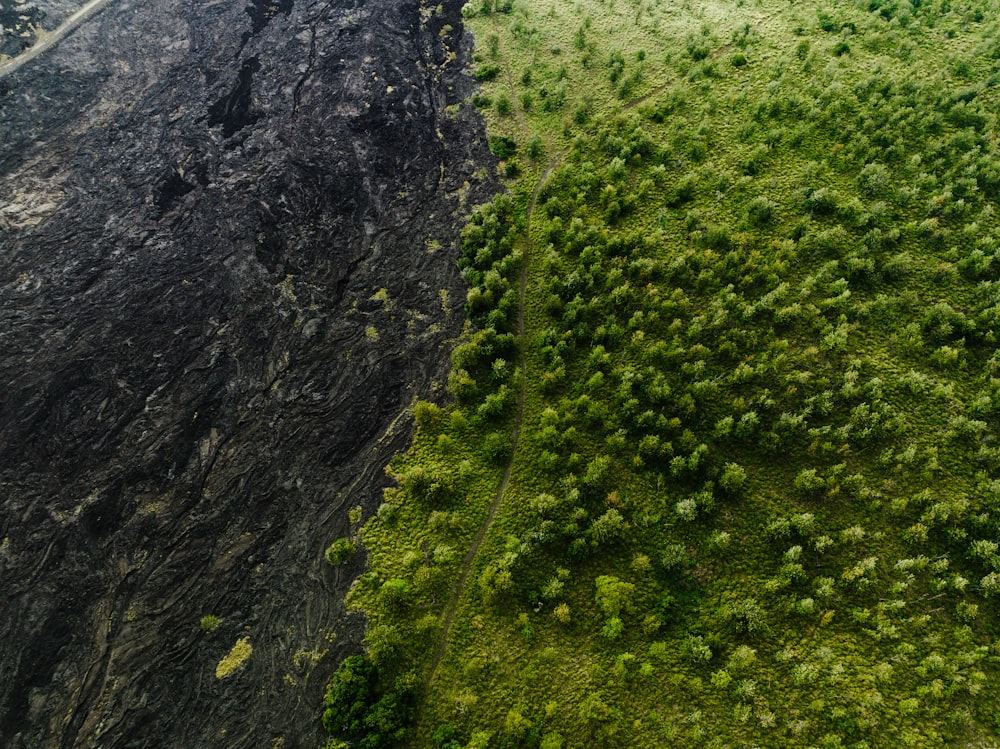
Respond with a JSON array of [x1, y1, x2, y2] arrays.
[[0, 0, 496, 746], [0, 1, 46, 57]]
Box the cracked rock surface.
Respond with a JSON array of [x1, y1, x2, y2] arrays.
[[0, 0, 496, 746]]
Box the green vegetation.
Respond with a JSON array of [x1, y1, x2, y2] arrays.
[[327, 537, 358, 565], [322, 655, 416, 748], [199, 614, 221, 634], [327, 0, 1000, 745], [216, 636, 252, 679]]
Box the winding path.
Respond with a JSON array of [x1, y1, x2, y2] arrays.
[[418, 8, 680, 714], [418, 52, 666, 697], [0, 0, 113, 79], [422, 151, 564, 700]]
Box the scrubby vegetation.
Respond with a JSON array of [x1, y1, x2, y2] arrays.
[[216, 636, 252, 679], [327, 0, 1000, 745], [200, 614, 221, 634], [327, 537, 358, 565]]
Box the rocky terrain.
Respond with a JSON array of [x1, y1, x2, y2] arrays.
[[0, 0, 496, 746], [1, 0, 79, 59], [1, 0, 44, 58]]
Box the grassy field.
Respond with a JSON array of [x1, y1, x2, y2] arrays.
[[324, 0, 1000, 746]]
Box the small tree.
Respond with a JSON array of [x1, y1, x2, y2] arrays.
[[590, 508, 628, 544], [718, 462, 748, 496], [794, 468, 825, 498], [322, 655, 377, 738], [323, 655, 416, 747], [595, 575, 635, 618], [378, 578, 411, 612], [722, 597, 769, 637], [326, 537, 357, 565], [746, 196, 777, 226]]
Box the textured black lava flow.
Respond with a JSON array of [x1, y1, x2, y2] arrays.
[[0, 0, 496, 746]]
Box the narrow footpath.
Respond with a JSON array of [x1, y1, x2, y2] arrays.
[[422, 151, 563, 697]]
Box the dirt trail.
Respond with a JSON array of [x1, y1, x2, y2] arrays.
[[0, 0, 114, 79], [423, 151, 564, 695]]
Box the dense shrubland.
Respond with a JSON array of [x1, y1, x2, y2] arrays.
[[325, 0, 1000, 746]]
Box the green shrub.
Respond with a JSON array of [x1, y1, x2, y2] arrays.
[[483, 431, 512, 463], [414, 400, 443, 428], [794, 468, 826, 497], [489, 134, 517, 159], [858, 162, 890, 196], [722, 597, 769, 637], [746, 196, 776, 225], [322, 656, 416, 747], [667, 174, 696, 206], [434, 723, 463, 749], [199, 614, 220, 634], [741, 144, 769, 176], [718, 462, 748, 495], [326, 537, 357, 565], [805, 187, 839, 215], [527, 135, 544, 161], [400, 465, 450, 504], [378, 578, 412, 612], [323, 655, 377, 738], [475, 64, 501, 82], [686, 39, 710, 61]]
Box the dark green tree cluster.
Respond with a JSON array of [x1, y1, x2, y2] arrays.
[[450, 196, 524, 425], [322, 655, 415, 749]]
